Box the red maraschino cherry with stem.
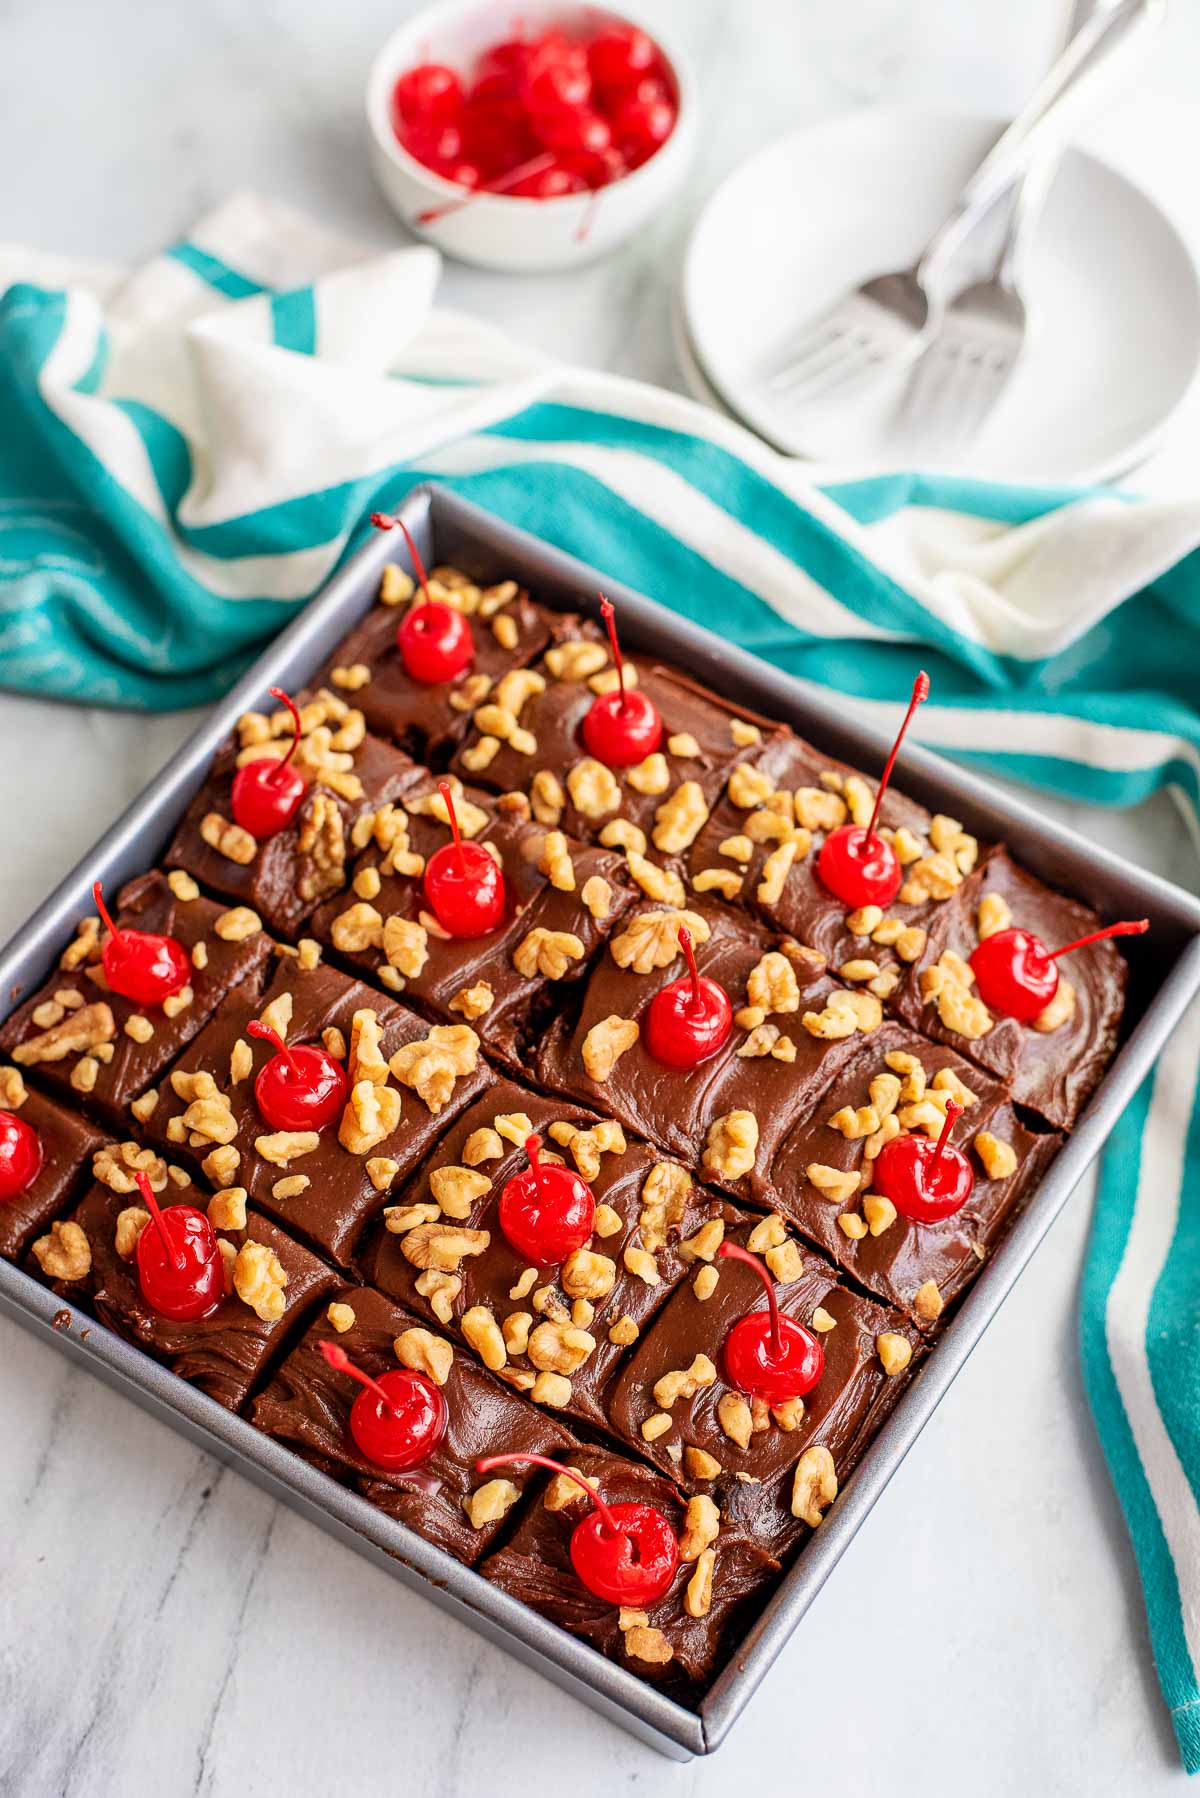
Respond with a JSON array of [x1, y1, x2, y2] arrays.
[[423, 780, 506, 937], [872, 1100, 974, 1224], [498, 1133, 595, 1265], [581, 596, 663, 769], [970, 916, 1149, 1025], [246, 1019, 348, 1132], [133, 1168, 224, 1323], [718, 1242, 825, 1405], [91, 880, 190, 1007], [643, 926, 732, 1069], [231, 687, 309, 840], [370, 511, 474, 685], [318, 1339, 448, 1471], [0, 1110, 42, 1201], [816, 671, 930, 910], [475, 1452, 679, 1606]]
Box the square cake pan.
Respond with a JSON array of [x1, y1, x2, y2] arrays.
[[2, 484, 1199, 1760]]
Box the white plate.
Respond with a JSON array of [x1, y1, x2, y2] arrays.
[[681, 106, 1200, 484]]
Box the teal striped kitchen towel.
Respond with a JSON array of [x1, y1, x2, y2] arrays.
[[1, 193, 1198, 1770]]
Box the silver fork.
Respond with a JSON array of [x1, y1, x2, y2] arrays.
[[755, 0, 1163, 431], [886, 164, 1050, 462]]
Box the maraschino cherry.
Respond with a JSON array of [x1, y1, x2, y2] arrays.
[[816, 671, 930, 910], [92, 880, 190, 1007], [247, 1019, 348, 1132], [718, 1242, 824, 1406], [371, 511, 474, 685], [643, 926, 732, 1069], [970, 917, 1149, 1025], [423, 780, 506, 937], [872, 1100, 974, 1224], [318, 1339, 448, 1470], [133, 1169, 224, 1322], [0, 1111, 42, 1200], [475, 1452, 679, 1606], [231, 687, 309, 840], [581, 596, 662, 769], [498, 1133, 595, 1265]]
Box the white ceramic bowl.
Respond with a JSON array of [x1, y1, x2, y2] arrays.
[[366, 0, 697, 272]]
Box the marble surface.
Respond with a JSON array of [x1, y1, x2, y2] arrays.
[[3, 0, 1200, 1792]]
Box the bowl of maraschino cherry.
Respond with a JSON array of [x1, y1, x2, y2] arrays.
[[366, 1, 696, 271]]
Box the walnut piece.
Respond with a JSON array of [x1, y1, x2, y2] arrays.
[[12, 1001, 115, 1067], [232, 1240, 288, 1322], [702, 1111, 759, 1181], [678, 1493, 721, 1562], [652, 780, 709, 854], [566, 758, 620, 820], [1033, 976, 1076, 1033], [389, 1024, 480, 1113], [199, 812, 257, 865], [582, 1014, 639, 1083], [401, 1223, 491, 1273], [513, 927, 585, 980], [974, 1131, 1018, 1179], [32, 1219, 91, 1281], [920, 954, 994, 1040], [791, 1445, 837, 1527], [114, 1207, 151, 1260], [877, 1332, 913, 1375], [395, 1326, 454, 1386], [465, 1478, 520, 1530]]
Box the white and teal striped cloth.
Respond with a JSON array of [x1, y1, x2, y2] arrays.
[[1, 193, 1198, 1770]]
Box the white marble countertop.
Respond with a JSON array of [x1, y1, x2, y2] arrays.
[[3, 1, 1200, 1792]]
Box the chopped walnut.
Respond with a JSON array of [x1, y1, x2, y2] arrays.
[[546, 639, 608, 682], [914, 1279, 944, 1321], [581, 1014, 639, 1083], [806, 1163, 859, 1204], [625, 850, 686, 906], [920, 954, 994, 1040], [513, 927, 585, 980], [200, 811, 257, 865], [566, 758, 620, 820], [429, 1164, 491, 1219], [232, 1239, 288, 1322], [1033, 977, 1076, 1033], [638, 1160, 691, 1252], [465, 1478, 520, 1530], [747, 950, 801, 1016], [400, 1223, 490, 1273], [653, 1353, 717, 1409], [975, 1131, 1018, 1179], [679, 1216, 726, 1262], [717, 1391, 753, 1449], [599, 818, 647, 856], [623, 1624, 674, 1666], [608, 1315, 639, 1347], [463, 1127, 504, 1166], [801, 988, 883, 1040], [863, 1194, 898, 1235], [622, 1244, 660, 1286], [766, 1240, 804, 1283], [531, 1371, 572, 1408], [297, 793, 347, 901], [899, 850, 962, 906], [389, 1024, 479, 1113], [32, 1219, 91, 1281], [11, 1001, 115, 1068], [702, 1111, 758, 1181], [214, 906, 262, 942], [611, 908, 709, 975], [331, 902, 383, 954], [641, 1412, 672, 1442], [877, 1332, 913, 1375], [792, 1445, 837, 1527], [461, 1305, 507, 1372], [382, 915, 429, 979], [976, 892, 1013, 942], [208, 1186, 248, 1231], [114, 1207, 151, 1260], [93, 1141, 167, 1196], [254, 1129, 320, 1168], [395, 1326, 454, 1386], [678, 1493, 720, 1562], [527, 1319, 596, 1375], [652, 781, 709, 854]]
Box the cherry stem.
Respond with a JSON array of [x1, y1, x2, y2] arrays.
[[678, 927, 702, 1014], [1048, 918, 1149, 961], [317, 1340, 400, 1416], [246, 1019, 304, 1082], [438, 780, 467, 875], [930, 1100, 964, 1167], [524, 1132, 543, 1173], [719, 1241, 783, 1359], [598, 595, 628, 713], [475, 1452, 623, 1539], [91, 880, 123, 949], [369, 511, 432, 605], [134, 1169, 186, 1277], [268, 687, 302, 775], [417, 152, 559, 223], [865, 670, 930, 843]]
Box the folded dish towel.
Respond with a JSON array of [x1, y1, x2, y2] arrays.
[[1, 192, 1198, 1771]]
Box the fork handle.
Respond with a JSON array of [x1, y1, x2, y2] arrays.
[[919, 0, 1165, 283]]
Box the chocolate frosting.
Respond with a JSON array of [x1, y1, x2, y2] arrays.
[[536, 897, 864, 1195], [450, 623, 783, 844], [762, 1020, 1063, 1324], [0, 1077, 107, 1262], [893, 849, 1131, 1129], [252, 1283, 575, 1564], [685, 731, 967, 975], [168, 722, 420, 937], [311, 778, 635, 1067], [362, 1076, 743, 1431], [605, 1219, 918, 1559], [141, 960, 493, 1263], [0, 872, 273, 1127], [480, 1444, 779, 1692], [64, 1179, 338, 1411], [314, 585, 551, 760]]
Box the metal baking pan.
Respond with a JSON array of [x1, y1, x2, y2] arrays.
[[3, 484, 1199, 1760]]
